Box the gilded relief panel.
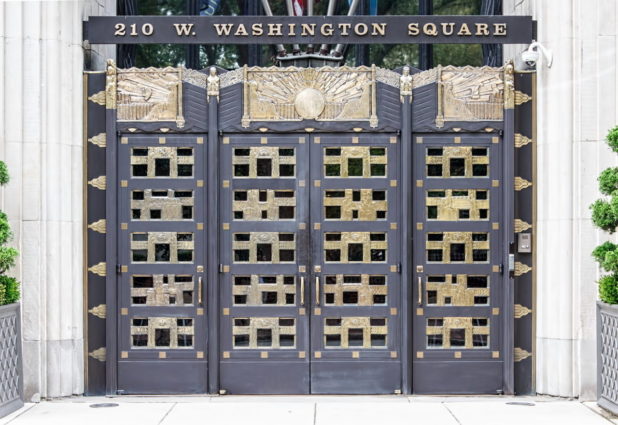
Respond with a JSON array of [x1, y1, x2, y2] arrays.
[[233, 189, 296, 221], [232, 147, 296, 178], [131, 189, 194, 221], [233, 232, 296, 263], [323, 317, 388, 349], [131, 147, 194, 178], [130, 274, 194, 306], [426, 232, 490, 264], [323, 274, 387, 306], [232, 275, 296, 306], [131, 317, 194, 349], [324, 232, 387, 263], [131, 232, 194, 263], [232, 317, 296, 349], [426, 189, 489, 221], [426, 317, 490, 349], [426, 147, 489, 179], [425, 275, 489, 306], [324, 189, 387, 221], [324, 147, 387, 178]]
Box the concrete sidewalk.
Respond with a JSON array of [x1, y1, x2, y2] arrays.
[[0, 396, 615, 425]]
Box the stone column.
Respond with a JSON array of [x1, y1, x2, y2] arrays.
[[0, 0, 114, 401]]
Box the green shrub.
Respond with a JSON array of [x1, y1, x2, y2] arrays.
[[591, 199, 618, 233], [593, 242, 618, 267], [600, 275, 618, 304], [600, 167, 618, 195], [607, 126, 618, 153], [0, 161, 8, 186], [0, 162, 19, 306], [0, 276, 19, 305]]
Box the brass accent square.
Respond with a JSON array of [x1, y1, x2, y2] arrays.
[[390, 265, 398, 273], [299, 308, 306, 315], [121, 180, 128, 187], [492, 351, 500, 358], [416, 180, 423, 187], [352, 351, 360, 358], [222, 137, 229, 144], [222, 223, 230, 230], [159, 352, 166, 359], [121, 308, 128, 315], [416, 137, 423, 144], [223, 308, 230, 315], [492, 222, 500, 230], [260, 351, 269, 359], [121, 265, 128, 273], [198, 137, 205, 144], [390, 180, 397, 187], [223, 351, 230, 359], [299, 351, 306, 359], [314, 265, 321, 272], [315, 351, 322, 358], [390, 351, 398, 358], [416, 308, 424, 315], [390, 136, 397, 144], [121, 223, 128, 230], [121, 351, 128, 359], [299, 180, 306, 187], [390, 223, 398, 230], [314, 180, 321, 187], [314, 308, 322, 315], [197, 180, 204, 187], [416, 351, 424, 359], [492, 180, 500, 187], [416, 223, 423, 230], [314, 223, 321, 230], [197, 351, 204, 359], [121, 137, 128, 144], [197, 223, 204, 230], [222, 180, 229, 188], [260, 137, 268, 144], [314, 137, 321, 144], [490, 136, 499, 144], [299, 137, 306, 144], [298, 266, 306, 273], [454, 137, 461, 144], [299, 223, 306, 230], [352, 137, 359, 144], [197, 308, 204, 316], [159, 137, 166, 144], [223, 265, 230, 273], [454, 351, 462, 359], [390, 308, 398, 315], [492, 307, 500, 315], [197, 265, 204, 272], [492, 265, 500, 273]]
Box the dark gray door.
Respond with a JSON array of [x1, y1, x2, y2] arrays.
[[219, 133, 402, 394], [412, 134, 505, 394], [117, 135, 208, 394]]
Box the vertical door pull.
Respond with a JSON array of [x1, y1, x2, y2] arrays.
[[198, 276, 203, 306], [300, 276, 305, 306], [417, 276, 422, 306], [315, 276, 320, 306]]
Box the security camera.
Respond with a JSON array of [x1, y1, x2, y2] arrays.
[[521, 41, 553, 69]]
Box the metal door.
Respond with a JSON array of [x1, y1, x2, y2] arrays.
[[412, 134, 506, 394], [309, 134, 402, 394], [117, 135, 208, 394], [219, 133, 402, 394]]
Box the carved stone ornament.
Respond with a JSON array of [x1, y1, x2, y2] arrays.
[[241, 66, 378, 128], [400, 66, 413, 103], [207, 67, 220, 102], [115, 66, 185, 128], [436, 65, 505, 128]]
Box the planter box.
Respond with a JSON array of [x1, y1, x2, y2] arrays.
[[0, 303, 23, 418]]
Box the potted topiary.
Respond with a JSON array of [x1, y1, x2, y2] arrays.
[[0, 160, 23, 418]]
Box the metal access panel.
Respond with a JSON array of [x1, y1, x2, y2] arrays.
[[116, 134, 208, 394], [412, 134, 508, 394]]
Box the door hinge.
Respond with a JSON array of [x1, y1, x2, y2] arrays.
[[219, 264, 224, 273], [116, 264, 122, 275], [396, 263, 401, 273]]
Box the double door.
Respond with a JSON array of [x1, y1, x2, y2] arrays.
[[219, 133, 402, 394]]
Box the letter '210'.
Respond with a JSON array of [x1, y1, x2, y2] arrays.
[[114, 23, 154, 36]]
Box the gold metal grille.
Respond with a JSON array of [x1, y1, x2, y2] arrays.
[[323, 317, 388, 349], [131, 232, 194, 263], [130, 317, 194, 349], [232, 147, 296, 178], [130, 274, 194, 306], [426, 317, 490, 349], [324, 275, 387, 306], [323, 147, 387, 178], [233, 189, 296, 221], [232, 317, 296, 349], [232, 275, 296, 306], [233, 232, 296, 263], [425, 147, 489, 178], [131, 189, 194, 221], [425, 232, 489, 264], [323, 189, 387, 221], [425, 275, 489, 306], [324, 232, 387, 263], [426, 189, 489, 221], [131, 147, 194, 178]]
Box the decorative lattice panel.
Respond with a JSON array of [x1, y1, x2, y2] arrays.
[[600, 309, 618, 403], [0, 311, 20, 405]]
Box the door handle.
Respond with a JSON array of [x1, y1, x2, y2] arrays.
[[315, 276, 320, 306], [198, 276, 203, 306], [300, 276, 305, 306], [417, 276, 422, 306]]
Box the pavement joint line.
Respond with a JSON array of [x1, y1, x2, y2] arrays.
[[443, 402, 463, 425], [582, 402, 618, 424], [313, 402, 317, 425], [157, 402, 177, 425], [0, 403, 36, 425]]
